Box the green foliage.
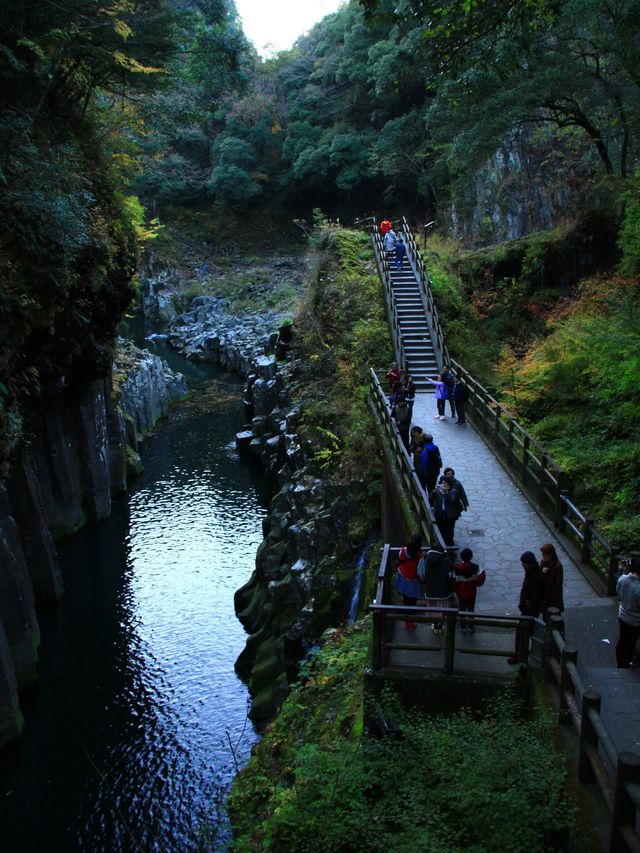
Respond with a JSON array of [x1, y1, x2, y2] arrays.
[[291, 225, 391, 499], [230, 620, 571, 852], [619, 171, 640, 276]]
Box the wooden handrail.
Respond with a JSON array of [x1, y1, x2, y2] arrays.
[[369, 368, 448, 552], [370, 545, 536, 673], [545, 612, 640, 852]]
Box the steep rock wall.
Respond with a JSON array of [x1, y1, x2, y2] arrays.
[[0, 346, 187, 747]]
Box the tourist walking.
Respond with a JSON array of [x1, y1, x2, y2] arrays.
[[416, 433, 442, 493], [440, 365, 456, 418], [396, 532, 425, 630], [615, 556, 640, 668], [424, 544, 454, 634], [403, 374, 416, 413], [508, 551, 545, 664], [453, 375, 469, 426], [439, 467, 469, 517], [539, 543, 564, 619], [383, 227, 397, 255], [395, 236, 407, 270], [408, 425, 424, 453], [429, 479, 459, 546], [452, 548, 486, 633], [380, 219, 392, 236], [426, 374, 448, 420]]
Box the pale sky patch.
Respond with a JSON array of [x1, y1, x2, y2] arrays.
[[235, 0, 345, 57]]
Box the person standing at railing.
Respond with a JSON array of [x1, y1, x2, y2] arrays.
[[539, 543, 564, 620], [508, 552, 545, 664], [441, 365, 456, 419], [426, 374, 448, 420], [439, 468, 469, 518], [424, 544, 454, 635], [452, 548, 486, 634], [453, 374, 469, 426], [386, 362, 401, 399], [396, 532, 425, 630], [415, 433, 442, 493], [403, 374, 416, 413], [392, 393, 412, 449], [615, 556, 640, 668]]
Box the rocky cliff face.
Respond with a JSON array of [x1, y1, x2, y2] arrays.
[[233, 357, 357, 724], [0, 344, 187, 747]]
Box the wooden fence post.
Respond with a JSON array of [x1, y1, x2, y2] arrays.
[[582, 519, 594, 564], [608, 546, 621, 597], [557, 489, 569, 534], [521, 434, 530, 484], [558, 647, 577, 724], [372, 610, 383, 670], [516, 618, 532, 665], [554, 474, 568, 529], [578, 689, 601, 783], [538, 453, 548, 506], [507, 420, 514, 466], [542, 607, 560, 681], [443, 611, 456, 675], [610, 752, 640, 853]]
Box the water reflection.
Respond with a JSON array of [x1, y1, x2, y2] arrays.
[[0, 350, 267, 852]]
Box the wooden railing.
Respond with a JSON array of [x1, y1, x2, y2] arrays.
[[545, 611, 640, 852], [370, 546, 536, 674], [397, 219, 623, 594], [371, 228, 407, 374], [370, 369, 449, 554]]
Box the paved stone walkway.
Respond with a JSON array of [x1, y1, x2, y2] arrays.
[[411, 392, 610, 614]]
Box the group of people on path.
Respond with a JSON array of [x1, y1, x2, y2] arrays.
[[380, 219, 406, 270], [396, 535, 565, 657], [386, 363, 468, 547]]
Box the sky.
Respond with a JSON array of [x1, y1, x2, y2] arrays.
[[234, 0, 345, 57]]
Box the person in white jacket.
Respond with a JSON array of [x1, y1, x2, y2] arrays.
[[616, 556, 640, 668]]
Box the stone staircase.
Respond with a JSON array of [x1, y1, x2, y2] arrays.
[[389, 262, 438, 391]]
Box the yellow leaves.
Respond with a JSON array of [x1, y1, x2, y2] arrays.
[[112, 51, 165, 74], [271, 120, 283, 134], [113, 19, 133, 41]]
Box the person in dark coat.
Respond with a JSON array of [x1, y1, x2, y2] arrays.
[[540, 543, 564, 619], [392, 393, 412, 449], [429, 480, 459, 546], [395, 236, 407, 270], [508, 551, 545, 664], [440, 468, 469, 517], [424, 545, 453, 634], [403, 374, 416, 413], [453, 374, 469, 426], [440, 365, 456, 418]]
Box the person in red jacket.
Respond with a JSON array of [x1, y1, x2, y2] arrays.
[[452, 547, 486, 634], [396, 532, 424, 630]]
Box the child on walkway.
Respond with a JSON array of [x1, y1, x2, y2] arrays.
[[452, 547, 486, 633]]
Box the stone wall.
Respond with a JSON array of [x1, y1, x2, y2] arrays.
[[0, 346, 187, 747]]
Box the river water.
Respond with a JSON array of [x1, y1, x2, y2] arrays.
[[0, 334, 268, 851]]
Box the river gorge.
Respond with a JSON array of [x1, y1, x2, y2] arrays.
[[0, 330, 269, 851]]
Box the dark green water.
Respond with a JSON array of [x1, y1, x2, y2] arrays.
[[0, 334, 268, 851]]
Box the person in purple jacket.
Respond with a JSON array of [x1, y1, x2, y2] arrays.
[[426, 374, 448, 420]]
